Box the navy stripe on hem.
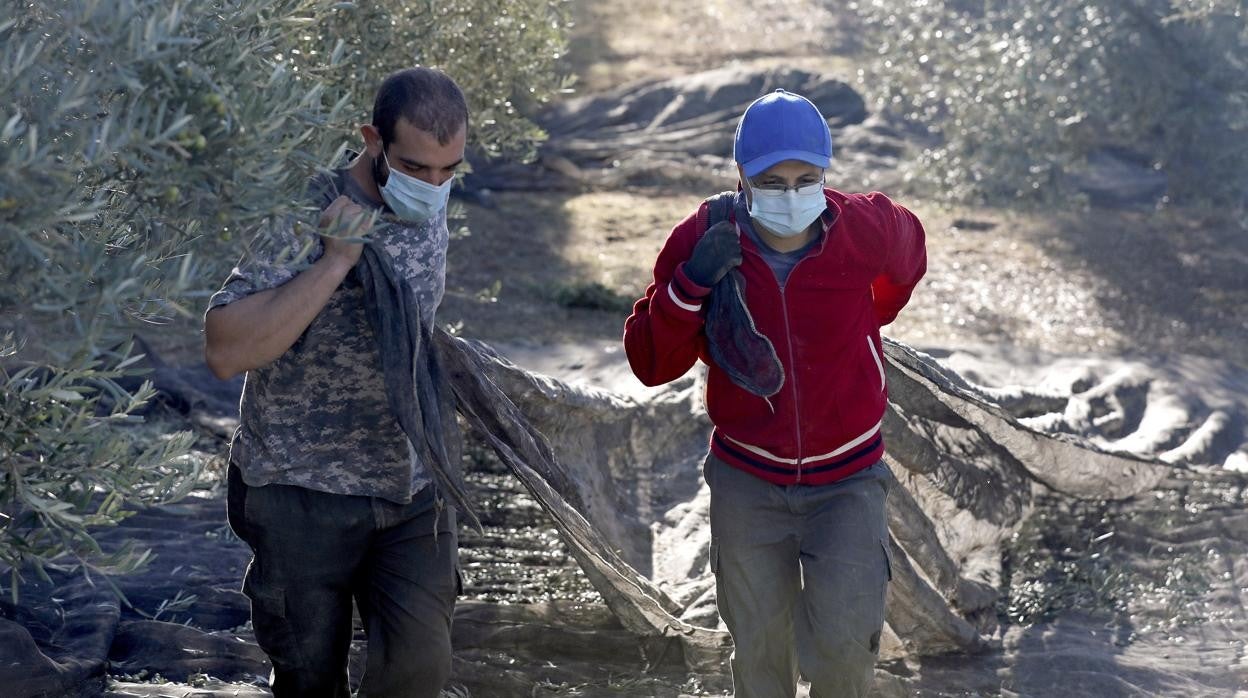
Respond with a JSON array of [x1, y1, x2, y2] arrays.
[[712, 432, 883, 476]]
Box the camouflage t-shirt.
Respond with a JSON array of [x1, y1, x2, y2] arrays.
[[207, 158, 449, 503]]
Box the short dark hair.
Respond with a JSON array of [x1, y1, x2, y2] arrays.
[[371, 67, 468, 147]]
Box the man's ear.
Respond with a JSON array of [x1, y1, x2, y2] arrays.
[[360, 124, 384, 158]]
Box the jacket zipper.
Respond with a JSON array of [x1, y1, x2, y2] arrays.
[[778, 282, 804, 482], [739, 219, 822, 484]]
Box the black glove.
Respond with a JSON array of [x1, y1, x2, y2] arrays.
[[685, 221, 742, 287]]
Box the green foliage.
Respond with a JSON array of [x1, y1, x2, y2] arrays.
[[292, 0, 574, 160], [0, 0, 568, 598], [854, 0, 1247, 209], [1, 0, 355, 349], [0, 335, 200, 602]]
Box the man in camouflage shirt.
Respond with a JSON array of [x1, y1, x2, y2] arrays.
[[204, 68, 468, 698]]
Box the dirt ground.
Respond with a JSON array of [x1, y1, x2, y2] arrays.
[[564, 0, 860, 92], [443, 190, 1248, 368]]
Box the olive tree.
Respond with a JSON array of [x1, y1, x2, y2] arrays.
[[852, 0, 1247, 209], [0, 0, 569, 600]]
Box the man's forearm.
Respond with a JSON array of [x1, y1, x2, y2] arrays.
[[205, 253, 356, 379]]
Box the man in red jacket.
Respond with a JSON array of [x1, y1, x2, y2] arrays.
[[623, 89, 927, 697]]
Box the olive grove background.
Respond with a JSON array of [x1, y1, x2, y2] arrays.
[[854, 0, 1246, 208]]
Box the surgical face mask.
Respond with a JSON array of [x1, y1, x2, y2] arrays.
[[747, 179, 826, 237], [376, 150, 453, 222]]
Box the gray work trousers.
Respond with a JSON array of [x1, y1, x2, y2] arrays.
[[706, 454, 893, 698], [227, 465, 459, 698]]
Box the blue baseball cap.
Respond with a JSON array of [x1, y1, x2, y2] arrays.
[[733, 89, 833, 177]]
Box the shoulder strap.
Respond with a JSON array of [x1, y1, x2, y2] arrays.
[[694, 190, 737, 239]]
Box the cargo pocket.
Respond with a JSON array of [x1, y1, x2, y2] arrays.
[[225, 464, 252, 546], [242, 564, 305, 671], [880, 540, 894, 582]]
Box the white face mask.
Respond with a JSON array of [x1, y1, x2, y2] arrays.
[[747, 180, 826, 237], [377, 151, 453, 223]]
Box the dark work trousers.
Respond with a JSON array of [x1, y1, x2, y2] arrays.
[[227, 465, 459, 698], [705, 454, 893, 698]]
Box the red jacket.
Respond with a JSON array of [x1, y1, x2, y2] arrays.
[[623, 188, 927, 486]]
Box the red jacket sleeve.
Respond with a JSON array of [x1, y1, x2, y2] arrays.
[[866, 193, 927, 326], [623, 208, 713, 386]]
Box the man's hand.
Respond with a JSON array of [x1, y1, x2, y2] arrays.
[[685, 221, 742, 287], [318, 195, 370, 268]]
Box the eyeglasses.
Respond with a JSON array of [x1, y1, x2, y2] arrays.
[[750, 179, 825, 196]]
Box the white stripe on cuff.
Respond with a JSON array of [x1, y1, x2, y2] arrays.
[[667, 283, 702, 312]]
